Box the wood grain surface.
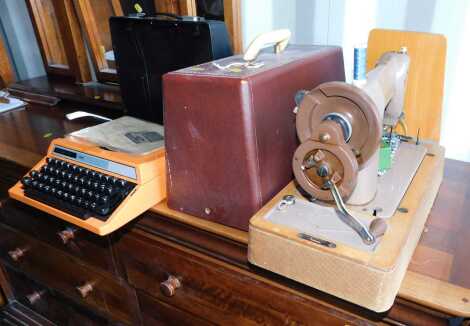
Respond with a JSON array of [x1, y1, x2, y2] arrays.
[[367, 29, 447, 142], [0, 100, 468, 319], [0, 35, 15, 88]]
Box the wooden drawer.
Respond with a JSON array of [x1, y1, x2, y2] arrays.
[[0, 200, 118, 275], [3, 265, 109, 325], [138, 290, 213, 326], [118, 231, 374, 326], [0, 223, 140, 325]]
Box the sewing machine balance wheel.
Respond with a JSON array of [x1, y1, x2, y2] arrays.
[[293, 81, 382, 201], [296, 81, 382, 167], [292, 123, 358, 201]]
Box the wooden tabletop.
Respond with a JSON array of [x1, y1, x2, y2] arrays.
[[1, 101, 469, 317]]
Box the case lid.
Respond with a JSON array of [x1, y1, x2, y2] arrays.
[[169, 45, 341, 79]]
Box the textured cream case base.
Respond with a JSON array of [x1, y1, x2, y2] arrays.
[[248, 142, 444, 312]]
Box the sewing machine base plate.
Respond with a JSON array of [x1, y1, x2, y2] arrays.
[[351, 141, 427, 218], [248, 142, 444, 312]]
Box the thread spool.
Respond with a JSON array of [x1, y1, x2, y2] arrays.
[[353, 45, 367, 86]]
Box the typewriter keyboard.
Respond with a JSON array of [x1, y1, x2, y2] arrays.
[[20, 158, 136, 221]]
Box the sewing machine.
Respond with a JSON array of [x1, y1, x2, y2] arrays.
[[248, 47, 445, 312]]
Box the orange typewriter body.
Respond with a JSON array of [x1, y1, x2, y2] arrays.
[[9, 137, 166, 236]]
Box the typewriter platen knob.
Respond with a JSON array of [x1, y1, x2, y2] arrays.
[[160, 275, 182, 297]]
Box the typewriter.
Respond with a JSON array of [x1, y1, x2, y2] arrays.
[[9, 137, 166, 236]]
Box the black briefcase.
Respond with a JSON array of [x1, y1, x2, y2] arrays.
[[110, 14, 233, 124]]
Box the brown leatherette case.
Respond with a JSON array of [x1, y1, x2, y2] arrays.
[[163, 45, 345, 230]]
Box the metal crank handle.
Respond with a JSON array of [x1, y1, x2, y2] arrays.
[[326, 180, 376, 245]]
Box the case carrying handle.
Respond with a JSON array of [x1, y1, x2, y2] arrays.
[[243, 29, 291, 62]]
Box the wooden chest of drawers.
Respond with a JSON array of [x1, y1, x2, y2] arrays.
[[117, 229, 373, 326], [0, 221, 140, 325], [3, 266, 109, 325], [0, 202, 120, 276], [0, 200, 456, 325]]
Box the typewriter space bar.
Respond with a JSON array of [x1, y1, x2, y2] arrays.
[[24, 188, 92, 220]]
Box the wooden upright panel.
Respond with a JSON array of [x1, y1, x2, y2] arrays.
[[223, 0, 242, 53], [154, 0, 197, 15], [0, 36, 15, 88], [367, 29, 447, 141], [52, 0, 92, 83], [25, 0, 92, 83], [73, 0, 122, 83]]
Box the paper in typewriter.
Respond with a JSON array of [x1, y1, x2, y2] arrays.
[[70, 116, 164, 154]]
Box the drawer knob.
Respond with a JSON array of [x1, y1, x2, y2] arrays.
[[57, 227, 77, 244], [76, 282, 94, 298], [160, 275, 181, 297], [26, 290, 45, 305], [8, 247, 28, 261]]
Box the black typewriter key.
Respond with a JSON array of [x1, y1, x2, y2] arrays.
[[77, 166, 85, 174], [83, 168, 91, 176], [50, 187, 57, 195], [66, 183, 74, 192], [58, 160, 66, 168], [63, 192, 70, 201], [86, 179, 93, 188], [104, 186, 114, 195], [65, 173, 73, 180], [40, 165, 49, 173], [79, 188, 87, 197], [31, 180, 39, 188], [21, 177, 32, 187], [30, 170, 39, 178], [65, 162, 72, 170], [110, 177, 118, 185], [87, 190, 94, 199], [60, 171, 67, 179], [83, 201, 90, 209], [69, 194, 76, 203], [76, 197, 83, 206], [43, 185, 51, 193], [73, 175, 80, 183], [96, 173, 104, 181], [92, 182, 100, 190], [48, 177, 55, 184], [46, 157, 51, 164], [37, 183, 45, 190], [61, 181, 68, 189], [99, 195, 109, 205], [54, 179, 61, 187], [41, 175, 49, 183], [97, 207, 110, 215], [56, 190, 63, 198], [79, 177, 86, 186], [117, 179, 128, 187], [90, 202, 97, 211], [54, 168, 61, 176], [90, 171, 97, 179]]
